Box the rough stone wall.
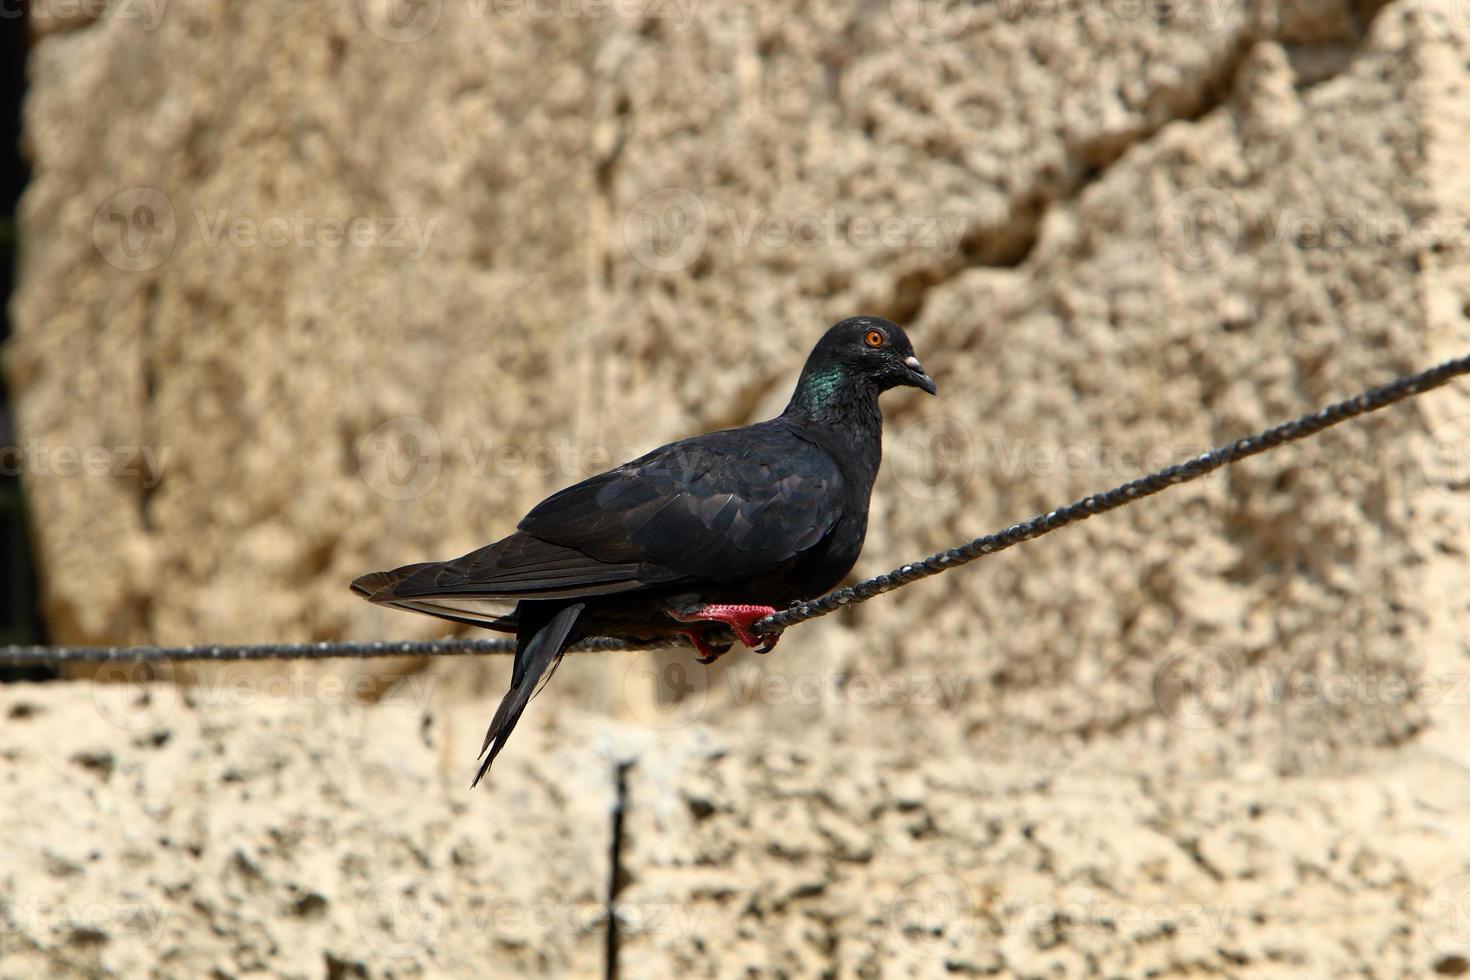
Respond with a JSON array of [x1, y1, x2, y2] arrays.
[[7, 0, 1470, 976]]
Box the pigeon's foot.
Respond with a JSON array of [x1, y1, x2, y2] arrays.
[[676, 629, 734, 665], [671, 604, 781, 654]]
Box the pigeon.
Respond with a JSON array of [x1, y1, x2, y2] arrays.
[[352, 316, 936, 785]]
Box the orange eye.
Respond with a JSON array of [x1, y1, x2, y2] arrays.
[[864, 329, 885, 348]]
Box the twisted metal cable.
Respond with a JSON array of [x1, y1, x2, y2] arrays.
[[0, 635, 654, 667], [3, 350, 1468, 669], [752, 351, 1470, 634]]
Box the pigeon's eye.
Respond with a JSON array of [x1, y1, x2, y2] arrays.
[[864, 329, 886, 348]]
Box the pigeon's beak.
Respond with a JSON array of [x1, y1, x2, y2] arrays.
[[903, 355, 937, 396]]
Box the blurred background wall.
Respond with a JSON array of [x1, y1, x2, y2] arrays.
[[6, 0, 1470, 976]]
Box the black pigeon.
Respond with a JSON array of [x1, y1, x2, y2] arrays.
[[352, 316, 936, 785]]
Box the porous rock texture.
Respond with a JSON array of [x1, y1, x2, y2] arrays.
[[7, 0, 1470, 975]]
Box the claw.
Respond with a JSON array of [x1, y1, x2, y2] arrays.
[[677, 628, 733, 664]]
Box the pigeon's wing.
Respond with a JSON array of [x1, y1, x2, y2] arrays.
[[350, 533, 647, 630], [352, 421, 845, 627], [517, 421, 845, 583]]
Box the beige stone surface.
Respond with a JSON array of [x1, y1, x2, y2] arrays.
[[0, 676, 623, 979], [7, 0, 1470, 976]]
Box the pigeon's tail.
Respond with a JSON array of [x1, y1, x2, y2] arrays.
[[349, 570, 404, 599], [471, 601, 585, 787], [350, 565, 520, 632]]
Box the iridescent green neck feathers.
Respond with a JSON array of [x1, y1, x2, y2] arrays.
[[794, 364, 847, 411]]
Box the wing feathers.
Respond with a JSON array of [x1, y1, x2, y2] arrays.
[[353, 420, 848, 629]]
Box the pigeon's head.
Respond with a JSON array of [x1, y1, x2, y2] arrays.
[[803, 316, 936, 399]]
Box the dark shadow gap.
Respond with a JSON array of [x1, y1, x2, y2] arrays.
[[0, 11, 51, 680]]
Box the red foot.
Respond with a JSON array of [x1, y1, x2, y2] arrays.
[[671, 604, 781, 655]]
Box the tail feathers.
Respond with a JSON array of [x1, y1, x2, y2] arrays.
[[471, 602, 584, 787], [350, 569, 405, 599], [351, 566, 518, 631]]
